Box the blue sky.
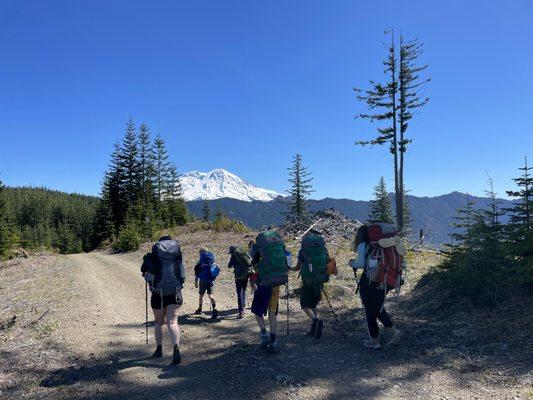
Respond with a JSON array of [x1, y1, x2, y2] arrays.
[[0, 1, 531, 200]]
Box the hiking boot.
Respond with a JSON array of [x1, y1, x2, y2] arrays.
[[306, 319, 318, 336], [314, 319, 324, 339], [211, 308, 218, 320], [172, 345, 181, 365], [385, 327, 402, 346], [363, 336, 382, 350], [237, 311, 244, 319], [266, 341, 279, 353], [151, 345, 163, 358], [259, 333, 270, 349], [194, 308, 202, 315]]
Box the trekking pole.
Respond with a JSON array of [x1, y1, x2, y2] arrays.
[[322, 287, 348, 339], [286, 271, 290, 336], [145, 281, 149, 346]]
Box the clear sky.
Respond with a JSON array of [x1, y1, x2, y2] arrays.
[[0, 1, 531, 200]]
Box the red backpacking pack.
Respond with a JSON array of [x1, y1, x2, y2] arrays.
[[366, 223, 404, 291]]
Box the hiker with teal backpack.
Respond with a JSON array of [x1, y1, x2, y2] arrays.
[[194, 247, 220, 319], [290, 232, 330, 339], [350, 224, 403, 350], [141, 235, 185, 365], [250, 230, 289, 353], [228, 245, 253, 318]]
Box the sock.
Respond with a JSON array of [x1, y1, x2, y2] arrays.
[[270, 333, 276, 343], [261, 328, 267, 334]]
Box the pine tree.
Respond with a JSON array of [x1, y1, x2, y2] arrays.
[[505, 156, 533, 283], [355, 31, 429, 233], [287, 154, 313, 220], [152, 134, 171, 206], [104, 142, 126, 234], [138, 123, 155, 214], [0, 179, 12, 259], [164, 163, 187, 227], [397, 36, 430, 230], [402, 187, 413, 234], [202, 201, 210, 222], [368, 177, 394, 224], [119, 118, 142, 210]]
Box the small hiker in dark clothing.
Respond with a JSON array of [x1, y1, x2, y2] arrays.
[[194, 247, 219, 319], [351, 225, 402, 349], [228, 245, 252, 318]]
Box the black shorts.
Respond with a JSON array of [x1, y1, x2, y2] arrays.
[[300, 282, 323, 309], [151, 290, 183, 310], [199, 281, 214, 295]]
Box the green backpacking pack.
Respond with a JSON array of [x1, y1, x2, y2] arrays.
[[233, 246, 252, 280], [300, 234, 329, 285], [255, 230, 288, 287]]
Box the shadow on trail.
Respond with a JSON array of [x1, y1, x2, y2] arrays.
[[33, 293, 531, 400]]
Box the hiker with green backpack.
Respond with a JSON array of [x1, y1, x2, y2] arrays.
[[228, 245, 253, 318], [250, 230, 289, 353], [291, 232, 330, 339]]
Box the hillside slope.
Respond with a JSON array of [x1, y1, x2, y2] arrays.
[[187, 192, 513, 244]]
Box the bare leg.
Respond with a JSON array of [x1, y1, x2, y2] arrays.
[[152, 308, 165, 345], [165, 305, 181, 347], [255, 314, 266, 331], [268, 310, 277, 335], [303, 308, 317, 321]]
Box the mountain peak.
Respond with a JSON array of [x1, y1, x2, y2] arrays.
[[180, 169, 281, 202]]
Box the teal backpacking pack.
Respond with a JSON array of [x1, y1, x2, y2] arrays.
[[233, 246, 252, 280], [300, 234, 329, 285], [255, 231, 288, 287]]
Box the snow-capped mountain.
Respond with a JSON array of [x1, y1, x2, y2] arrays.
[[180, 169, 282, 202]]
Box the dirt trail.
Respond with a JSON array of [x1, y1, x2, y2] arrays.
[[2, 247, 531, 400]]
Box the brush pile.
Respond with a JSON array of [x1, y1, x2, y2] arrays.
[[278, 208, 362, 243]]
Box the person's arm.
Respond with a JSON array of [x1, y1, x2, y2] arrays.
[[354, 242, 367, 269], [227, 255, 235, 269]]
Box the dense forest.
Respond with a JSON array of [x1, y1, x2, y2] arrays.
[[0, 118, 189, 258], [0, 184, 98, 258]]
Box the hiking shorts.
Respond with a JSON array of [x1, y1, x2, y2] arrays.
[[199, 281, 214, 295], [151, 290, 183, 310], [300, 282, 323, 309], [251, 285, 280, 316]]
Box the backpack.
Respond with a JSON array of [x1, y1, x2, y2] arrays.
[[233, 246, 252, 280], [365, 224, 404, 291], [198, 251, 220, 283], [142, 238, 185, 294], [255, 231, 288, 287], [300, 234, 329, 285]]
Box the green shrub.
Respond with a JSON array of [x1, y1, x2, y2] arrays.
[[113, 223, 141, 252], [212, 215, 248, 233]]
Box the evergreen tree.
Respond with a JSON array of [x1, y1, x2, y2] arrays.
[[402, 187, 413, 234], [104, 142, 126, 234], [164, 163, 187, 227], [138, 123, 156, 214], [355, 31, 429, 233], [202, 201, 210, 222], [505, 156, 533, 283], [0, 179, 12, 259], [287, 154, 313, 220], [152, 134, 171, 207], [119, 118, 142, 210], [397, 36, 430, 230], [368, 177, 394, 224]]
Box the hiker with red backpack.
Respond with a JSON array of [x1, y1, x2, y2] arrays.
[[250, 231, 289, 353], [228, 245, 253, 318], [351, 224, 404, 350], [290, 232, 330, 339], [141, 235, 185, 364], [194, 247, 220, 319]]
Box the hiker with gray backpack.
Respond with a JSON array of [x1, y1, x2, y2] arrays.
[[250, 230, 289, 353], [141, 235, 185, 365], [350, 224, 404, 350], [228, 245, 253, 318], [290, 232, 332, 339]]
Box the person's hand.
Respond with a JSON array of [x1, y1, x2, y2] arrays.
[[144, 272, 154, 282], [349, 259, 357, 270], [194, 280, 198, 289]]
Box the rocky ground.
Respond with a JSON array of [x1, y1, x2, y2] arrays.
[[0, 230, 531, 400]]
